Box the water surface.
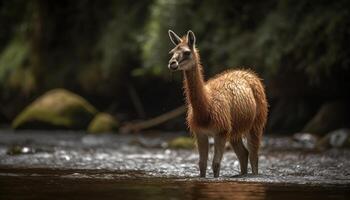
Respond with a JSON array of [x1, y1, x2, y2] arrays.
[[0, 131, 349, 199]]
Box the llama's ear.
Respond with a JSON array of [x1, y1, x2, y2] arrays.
[[168, 30, 182, 46], [187, 30, 196, 49]]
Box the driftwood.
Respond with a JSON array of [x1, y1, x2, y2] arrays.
[[120, 105, 186, 133]]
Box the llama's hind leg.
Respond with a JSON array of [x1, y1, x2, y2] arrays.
[[247, 130, 262, 175], [195, 133, 209, 177], [212, 134, 226, 177], [230, 137, 248, 175]]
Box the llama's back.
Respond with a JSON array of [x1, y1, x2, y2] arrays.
[[206, 69, 268, 136]]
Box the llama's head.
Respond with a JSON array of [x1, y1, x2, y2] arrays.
[[168, 30, 196, 71]]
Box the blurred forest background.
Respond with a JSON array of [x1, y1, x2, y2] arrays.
[[0, 0, 349, 135]]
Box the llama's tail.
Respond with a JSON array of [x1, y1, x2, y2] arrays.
[[249, 74, 268, 136]]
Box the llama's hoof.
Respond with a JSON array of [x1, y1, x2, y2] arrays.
[[212, 163, 220, 177], [199, 171, 206, 177]]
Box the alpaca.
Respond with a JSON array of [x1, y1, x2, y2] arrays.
[[168, 30, 268, 177]]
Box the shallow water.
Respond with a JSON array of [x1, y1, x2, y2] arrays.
[[1, 168, 349, 200], [0, 130, 349, 199]]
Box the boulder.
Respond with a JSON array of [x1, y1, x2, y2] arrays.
[[292, 132, 318, 149], [12, 89, 97, 130], [316, 129, 350, 149], [87, 113, 119, 134]]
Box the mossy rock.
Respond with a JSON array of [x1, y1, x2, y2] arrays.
[[316, 129, 350, 149], [168, 136, 195, 149], [87, 113, 119, 134], [12, 89, 97, 130]]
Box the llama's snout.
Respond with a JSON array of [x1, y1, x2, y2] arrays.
[[168, 60, 179, 71]]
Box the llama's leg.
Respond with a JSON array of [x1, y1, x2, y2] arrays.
[[230, 137, 249, 175], [195, 133, 209, 177], [212, 134, 226, 178], [247, 131, 262, 175]]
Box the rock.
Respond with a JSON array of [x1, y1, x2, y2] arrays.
[[317, 129, 350, 149], [6, 145, 51, 155], [303, 101, 350, 135], [87, 113, 119, 134], [12, 89, 97, 130], [7, 145, 35, 155], [329, 129, 350, 148], [293, 132, 318, 149], [167, 136, 195, 149]]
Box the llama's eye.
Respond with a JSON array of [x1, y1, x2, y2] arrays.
[[183, 51, 191, 57]]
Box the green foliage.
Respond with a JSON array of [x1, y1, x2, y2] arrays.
[[0, 1, 44, 96], [96, 1, 150, 78], [250, 0, 350, 84], [138, 0, 193, 77], [139, 0, 275, 77], [139, 0, 350, 87], [0, 24, 36, 96], [1, 0, 349, 132], [0, 36, 29, 83], [0, 0, 28, 49]]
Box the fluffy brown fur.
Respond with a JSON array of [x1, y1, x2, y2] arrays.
[[168, 30, 268, 177]]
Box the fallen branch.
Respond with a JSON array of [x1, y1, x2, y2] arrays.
[[120, 105, 186, 133]]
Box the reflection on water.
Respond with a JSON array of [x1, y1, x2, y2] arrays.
[[184, 182, 266, 200], [0, 168, 349, 200]]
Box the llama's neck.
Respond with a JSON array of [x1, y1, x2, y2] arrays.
[[183, 52, 210, 123]]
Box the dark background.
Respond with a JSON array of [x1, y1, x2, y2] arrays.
[[0, 0, 349, 134]]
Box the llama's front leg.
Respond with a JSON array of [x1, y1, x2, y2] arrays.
[[212, 134, 226, 177], [195, 133, 209, 177]]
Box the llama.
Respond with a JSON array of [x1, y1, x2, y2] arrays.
[[168, 30, 268, 177]]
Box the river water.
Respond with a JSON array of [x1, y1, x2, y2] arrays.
[[0, 130, 349, 199]]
